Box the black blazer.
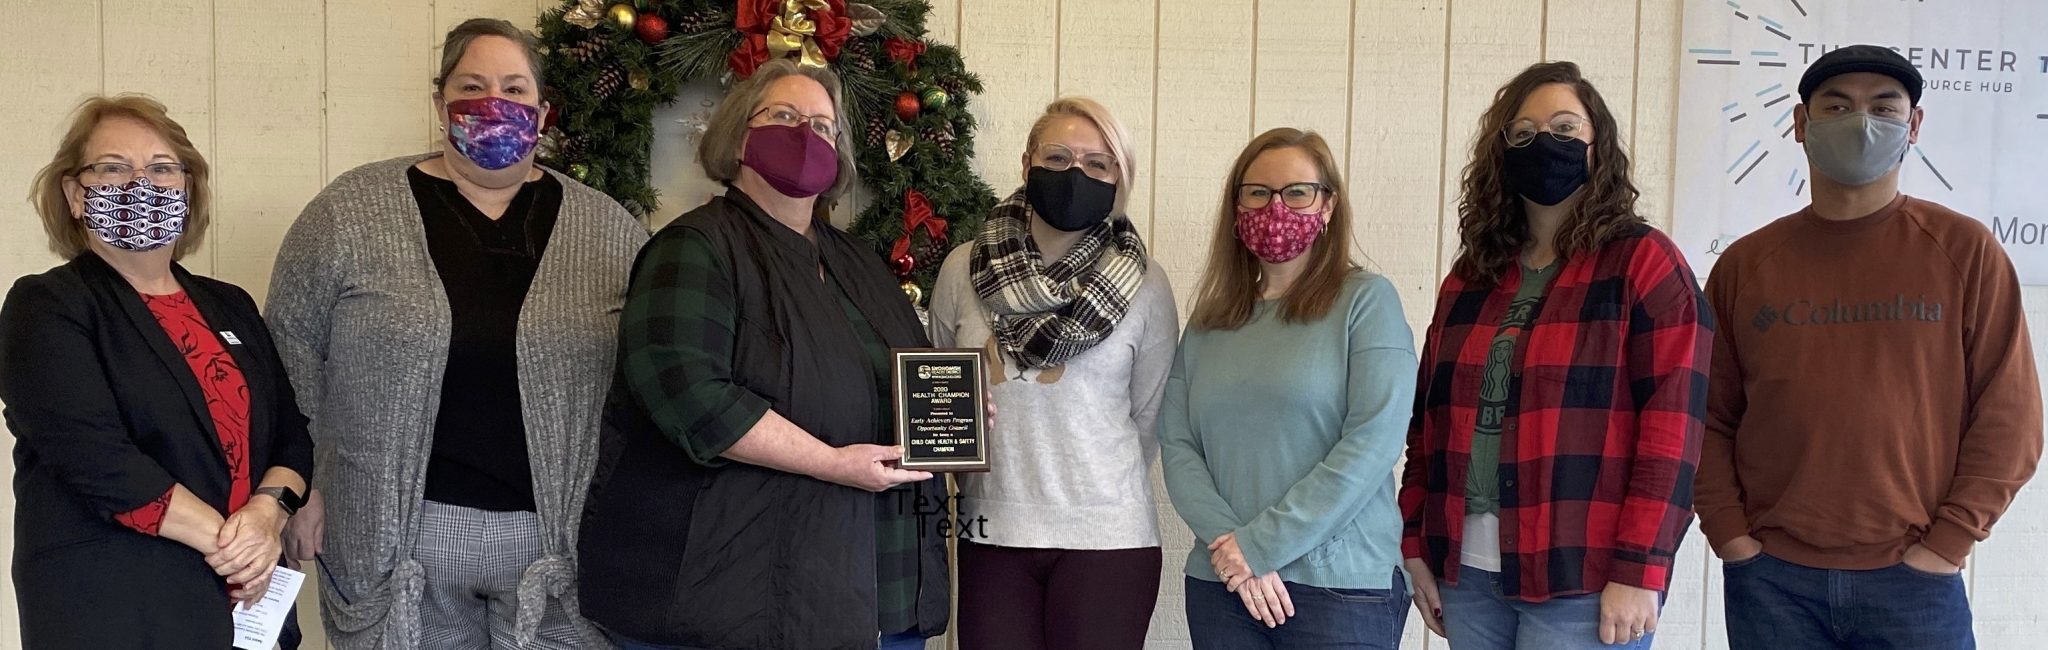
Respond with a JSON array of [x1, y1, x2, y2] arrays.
[[0, 252, 314, 649]]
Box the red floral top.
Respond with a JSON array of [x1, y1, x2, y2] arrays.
[[113, 292, 252, 534]]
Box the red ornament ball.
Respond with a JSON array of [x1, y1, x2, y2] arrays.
[[893, 91, 921, 123], [890, 251, 917, 277], [635, 13, 669, 45]]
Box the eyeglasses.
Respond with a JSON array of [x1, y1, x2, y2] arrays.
[[1030, 143, 1120, 183], [751, 103, 839, 141], [76, 162, 187, 186], [1236, 182, 1330, 210], [1502, 115, 1588, 148]]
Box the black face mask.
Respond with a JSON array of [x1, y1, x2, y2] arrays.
[[1025, 166, 1117, 232], [1503, 137, 1590, 206]]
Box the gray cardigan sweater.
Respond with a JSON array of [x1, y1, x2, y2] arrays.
[[265, 155, 647, 648]]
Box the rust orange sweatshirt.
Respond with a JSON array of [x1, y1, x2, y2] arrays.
[[1698, 194, 2043, 569]]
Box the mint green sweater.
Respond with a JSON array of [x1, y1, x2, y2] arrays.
[[1159, 271, 1416, 590]]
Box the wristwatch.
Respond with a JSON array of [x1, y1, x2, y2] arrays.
[[254, 486, 307, 517]]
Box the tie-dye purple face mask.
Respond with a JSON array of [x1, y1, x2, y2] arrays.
[[445, 97, 540, 171], [81, 177, 188, 252]]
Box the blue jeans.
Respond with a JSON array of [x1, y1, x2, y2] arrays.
[[1184, 572, 1410, 649], [609, 631, 926, 649], [1722, 552, 1973, 649], [1438, 567, 1655, 650]]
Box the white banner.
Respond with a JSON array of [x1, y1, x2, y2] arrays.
[[1672, 0, 2048, 282]]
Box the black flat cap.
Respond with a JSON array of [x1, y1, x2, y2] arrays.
[[1799, 44, 1924, 105]]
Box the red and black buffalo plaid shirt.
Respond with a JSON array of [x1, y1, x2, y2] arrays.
[[1400, 224, 1712, 599]]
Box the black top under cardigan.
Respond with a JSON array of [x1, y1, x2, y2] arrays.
[[578, 190, 951, 649], [0, 252, 314, 649], [410, 167, 562, 512]]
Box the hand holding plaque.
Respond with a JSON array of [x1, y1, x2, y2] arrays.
[[891, 349, 991, 472]]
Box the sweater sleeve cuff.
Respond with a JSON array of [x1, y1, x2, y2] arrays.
[[1236, 529, 1277, 577], [1921, 519, 1979, 567], [1698, 509, 1751, 550]]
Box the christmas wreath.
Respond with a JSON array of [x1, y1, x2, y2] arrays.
[[535, 0, 996, 300]]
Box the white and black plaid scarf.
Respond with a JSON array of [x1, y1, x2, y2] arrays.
[[970, 189, 1148, 369]]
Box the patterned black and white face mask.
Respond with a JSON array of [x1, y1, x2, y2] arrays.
[[82, 177, 187, 252]]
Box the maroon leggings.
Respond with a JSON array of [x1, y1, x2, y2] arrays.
[[957, 541, 1163, 650]]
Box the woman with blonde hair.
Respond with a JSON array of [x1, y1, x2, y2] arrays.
[[2, 94, 312, 648], [1399, 61, 1710, 649], [1160, 127, 1415, 648], [926, 96, 1178, 648]]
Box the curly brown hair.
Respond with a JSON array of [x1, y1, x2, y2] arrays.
[[1453, 61, 1644, 287]]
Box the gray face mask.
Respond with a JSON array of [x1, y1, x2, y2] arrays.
[[1802, 111, 1911, 187]]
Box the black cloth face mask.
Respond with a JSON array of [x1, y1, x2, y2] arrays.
[[1025, 166, 1118, 232], [1503, 136, 1590, 206]]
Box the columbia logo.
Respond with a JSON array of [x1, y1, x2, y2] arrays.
[[1752, 305, 1780, 333]]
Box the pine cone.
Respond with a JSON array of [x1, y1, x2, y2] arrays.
[[559, 135, 589, 162], [913, 236, 948, 268], [566, 37, 608, 64], [865, 116, 889, 148], [672, 11, 725, 34], [592, 67, 624, 98]]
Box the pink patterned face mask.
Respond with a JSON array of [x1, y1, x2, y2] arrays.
[[1234, 202, 1326, 264]]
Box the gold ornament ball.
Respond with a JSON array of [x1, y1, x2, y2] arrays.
[[607, 3, 638, 29], [900, 281, 924, 305], [920, 88, 951, 109]]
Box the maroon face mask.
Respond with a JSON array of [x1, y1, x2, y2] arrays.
[[741, 124, 839, 198]]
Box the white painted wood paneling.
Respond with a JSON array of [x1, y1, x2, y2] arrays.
[[958, 0, 1059, 195], [1633, 0, 1682, 232], [1, 0, 98, 282], [926, 0, 962, 47], [1059, 0, 1157, 235], [1436, 0, 1543, 279], [208, 0, 324, 300], [1546, 0, 1640, 143], [1351, 0, 1451, 351], [1149, 0, 1255, 318], [1254, 0, 1352, 163], [329, 0, 437, 179]]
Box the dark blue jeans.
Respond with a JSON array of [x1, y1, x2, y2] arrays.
[[1723, 553, 1974, 649], [1184, 572, 1410, 649], [608, 631, 925, 649]]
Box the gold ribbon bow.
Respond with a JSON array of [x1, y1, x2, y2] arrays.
[[563, 0, 606, 29], [766, 0, 833, 68]]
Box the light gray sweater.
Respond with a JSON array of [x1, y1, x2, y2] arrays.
[[926, 243, 1179, 550], [265, 155, 646, 648]]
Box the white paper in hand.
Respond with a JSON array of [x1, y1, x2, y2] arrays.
[[231, 565, 306, 650]]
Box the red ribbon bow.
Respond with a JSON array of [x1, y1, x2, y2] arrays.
[[891, 189, 948, 270], [884, 37, 928, 71]]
